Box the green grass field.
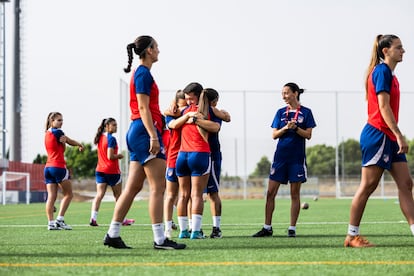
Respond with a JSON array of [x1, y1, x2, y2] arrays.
[[1, 198, 413, 275]]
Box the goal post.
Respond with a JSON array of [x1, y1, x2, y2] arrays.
[[1, 171, 30, 205]]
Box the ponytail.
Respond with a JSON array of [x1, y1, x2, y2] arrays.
[[365, 34, 399, 98], [94, 118, 116, 145], [123, 35, 154, 73]]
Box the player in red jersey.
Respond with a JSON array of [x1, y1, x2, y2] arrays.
[[103, 35, 185, 250], [345, 34, 414, 247], [173, 82, 220, 240], [44, 112, 84, 230], [163, 90, 188, 238], [90, 118, 134, 227]]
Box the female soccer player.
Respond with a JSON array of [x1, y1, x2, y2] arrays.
[[44, 112, 84, 230], [103, 35, 185, 250], [90, 118, 134, 227], [344, 34, 414, 247]]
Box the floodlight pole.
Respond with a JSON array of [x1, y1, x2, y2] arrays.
[[0, 0, 9, 162]]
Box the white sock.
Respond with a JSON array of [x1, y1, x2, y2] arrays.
[[212, 216, 221, 228], [48, 220, 55, 225], [410, 224, 414, 236], [165, 220, 172, 232], [264, 224, 272, 230], [107, 221, 122, 238], [348, 224, 359, 236], [192, 214, 203, 232], [56, 216, 64, 221], [178, 216, 188, 232], [91, 211, 98, 220], [188, 218, 192, 229], [152, 223, 165, 245], [288, 226, 296, 231]]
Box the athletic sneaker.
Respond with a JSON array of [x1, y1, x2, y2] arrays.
[[210, 227, 222, 238], [344, 235, 374, 248], [190, 230, 205, 239], [55, 220, 72, 230], [48, 223, 62, 230], [288, 229, 296, 237], [153, 238, 186, 250], [178, 229, 190, 239], [89, 219, 98, 227], [103, 233, 132, 249], [122, 218, 135, 226], [252, 227, 273, 237]]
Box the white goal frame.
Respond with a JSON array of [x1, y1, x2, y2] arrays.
[[1, 171, 30, 205]]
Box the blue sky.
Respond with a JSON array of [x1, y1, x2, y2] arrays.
[[3, 0, 414, 176]]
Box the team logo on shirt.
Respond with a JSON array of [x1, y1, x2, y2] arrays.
[[297, 115, 304, 124]]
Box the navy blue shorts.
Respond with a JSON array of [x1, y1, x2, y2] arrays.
[[205, 158, 221, 193], [176, 152, 211, 177], [126, 119, 165, 164], [165, 167, 178, 182], [95, 172, 121, 186], [44, 167, 70, 184], [269, 159, 307, 184], [360, 124, 406, 170]]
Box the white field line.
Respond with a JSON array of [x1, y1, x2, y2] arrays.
[[0, 220, 407, 228]]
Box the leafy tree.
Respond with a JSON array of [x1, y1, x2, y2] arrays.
[[406, 138, 414, 176], [306, 144, 335, 175], [33, 154, 47, 164], [249, 156, 271, 178], [338, 139, 361, 176], [65, 143, 97, 179]]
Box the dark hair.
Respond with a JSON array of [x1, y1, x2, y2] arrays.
[[183, 82, 203, 98], [175, 89, 185, 103], [45, 112, 62, 132], [365, 34, 399, 98], [284, 82, 305, 101], [123, 35, 154, 73], [94, 118, 116, 145], [203, 88, 219, 103]]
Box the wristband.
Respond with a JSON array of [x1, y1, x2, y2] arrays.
[[192, 116, 198, 124]]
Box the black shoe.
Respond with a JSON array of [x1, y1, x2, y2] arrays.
[[288, 229, 296, 237], [103, 234, 132, 249], [154, 238, 186, 250], [252, 227, 273, 237], [210, 227, 222, 238]]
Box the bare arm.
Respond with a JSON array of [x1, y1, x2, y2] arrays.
[[194, 114, 220, 133], [212, 106, 231, 122], [168, 111, 196, 129], [107, 147, 124, 160], [62, 136, 84, 152], [378, 92, 408, 154]]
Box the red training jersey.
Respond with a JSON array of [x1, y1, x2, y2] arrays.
[[96, 132, 121, 174], [45, 128, 66, 168]]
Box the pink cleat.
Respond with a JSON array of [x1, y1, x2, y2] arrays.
[[122, 218, 135, 226]]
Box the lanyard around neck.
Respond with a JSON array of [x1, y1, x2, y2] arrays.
[[285, 105, 301, 121]]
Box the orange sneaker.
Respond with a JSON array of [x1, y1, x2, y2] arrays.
[[344, 235, 374, 248]]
